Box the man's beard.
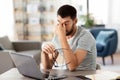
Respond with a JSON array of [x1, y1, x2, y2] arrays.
[[66, 24, 74, 36]]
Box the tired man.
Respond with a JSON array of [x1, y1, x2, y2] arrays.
[[41, 4, 97, 71]]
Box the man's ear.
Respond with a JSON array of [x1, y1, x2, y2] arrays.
[[74, 18, 78, 24]]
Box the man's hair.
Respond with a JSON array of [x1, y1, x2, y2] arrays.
[[57, 4, 77, 20]]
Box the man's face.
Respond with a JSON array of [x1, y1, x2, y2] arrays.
[[57, 15, 76, 36]]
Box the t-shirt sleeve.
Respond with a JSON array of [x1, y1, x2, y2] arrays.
[[77, 31, 95, 52]]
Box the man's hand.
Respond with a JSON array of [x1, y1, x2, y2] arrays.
[[55, 24, 66, 37], [41, 42, 57, 69], [42, 42, 55, 55]]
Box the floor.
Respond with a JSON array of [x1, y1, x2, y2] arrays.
[[97, 52, 120, 73]]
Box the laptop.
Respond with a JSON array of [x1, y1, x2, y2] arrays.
[[10, 53, 67, 80]]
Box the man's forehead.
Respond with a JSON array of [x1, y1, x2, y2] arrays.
[[58, 20, 70, 23], [57, 16, 71, 23]]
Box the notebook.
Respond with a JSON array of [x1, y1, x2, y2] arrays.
[[10, 53, 67, 80]]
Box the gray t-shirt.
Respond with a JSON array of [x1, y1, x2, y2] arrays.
[[52, 26, 97, 70]]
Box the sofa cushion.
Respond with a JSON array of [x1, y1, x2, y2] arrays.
[[0, 36, 14, 50], [96, 31, 114, 45]]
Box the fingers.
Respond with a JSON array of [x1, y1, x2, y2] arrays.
[[42, 43, 55, 55], [47, 43, 55, 52], [63, 23, 65, 27], [63, 24, 66, 31], [55, 23, 66, 32]]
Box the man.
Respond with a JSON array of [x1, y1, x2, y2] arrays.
[[41, 4, 97, 71]]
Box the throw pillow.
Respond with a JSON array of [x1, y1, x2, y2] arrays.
[[0, 44, 5, 50], [96, 30, 114, 45], [0, 36, 14, 50]]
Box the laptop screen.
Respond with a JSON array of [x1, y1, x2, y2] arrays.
[[10, 53, 47, 79]]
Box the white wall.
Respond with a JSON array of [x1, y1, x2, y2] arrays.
[[0, 0, 14, 40], [89, 0, 120, 26], [89, 0, 109, 24], [108, 0, 120, 25], [106, 0, 120, 52]]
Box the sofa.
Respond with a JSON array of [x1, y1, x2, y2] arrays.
[[0, 36, 41, 74]]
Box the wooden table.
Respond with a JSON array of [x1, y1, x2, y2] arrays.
[[0, 68, 120, 80]]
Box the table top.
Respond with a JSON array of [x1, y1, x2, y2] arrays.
[[0, 68, 120, 80]]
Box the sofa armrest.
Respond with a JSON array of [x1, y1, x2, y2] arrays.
[[12, 41, 41, 51], [0, 51, 14, 74]]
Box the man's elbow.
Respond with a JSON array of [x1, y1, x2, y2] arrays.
[[68, 65, 76, 71], [68, 62, 78, 71]]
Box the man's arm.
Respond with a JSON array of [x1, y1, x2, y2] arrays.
[[41, 52, 52, 69], [60, 37, 87, 71]]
